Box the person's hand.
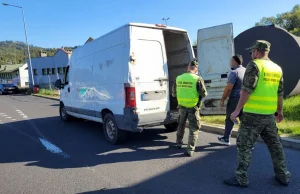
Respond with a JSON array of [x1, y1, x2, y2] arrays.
[[220, 100, 225, 107], [230, 110, 240, 124], [276, 112, 284, 123]]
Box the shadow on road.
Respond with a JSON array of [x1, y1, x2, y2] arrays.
[[0, 116, 224, 169], [0, 114, 299, 194]]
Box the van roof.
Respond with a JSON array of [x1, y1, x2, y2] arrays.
[[80, 23, 187, 47], [129, 23, 187, 32]]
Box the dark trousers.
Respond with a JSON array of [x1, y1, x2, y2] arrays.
[[224, 98, 243, 139]]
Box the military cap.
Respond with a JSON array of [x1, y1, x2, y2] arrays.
[[189, 59, 198, 67], [246, 40, 271, 52]]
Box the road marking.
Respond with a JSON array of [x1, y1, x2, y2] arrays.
[[39, 138, 70, 158], [6, 117, 12, 119], [23, 116, 28, 118], [11, 119, 16, 121]]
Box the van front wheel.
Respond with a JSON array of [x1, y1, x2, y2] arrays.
[[59, 103, 72, 122], [164, 123, 178, 132], [103, 113, 126, 144]]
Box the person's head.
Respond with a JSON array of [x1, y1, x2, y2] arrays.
[[231, 54, 243, 68], [187, 59, 198, 74], [247, 40, 271, 60]]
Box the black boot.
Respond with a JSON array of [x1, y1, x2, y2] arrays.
[[275, 176, 289, 186], [224, 177, 248, 188]]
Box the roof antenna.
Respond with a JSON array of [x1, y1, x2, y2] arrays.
[[162, 18, 170, 26]]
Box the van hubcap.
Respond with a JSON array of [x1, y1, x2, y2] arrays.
[[61, 106, 66, 118], [106, 120, 116, 140]]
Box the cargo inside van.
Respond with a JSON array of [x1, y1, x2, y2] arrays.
[[163, 30, 193, 111]]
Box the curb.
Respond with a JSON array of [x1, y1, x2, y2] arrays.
[[198, 123, 300, 150], [32, 94, 60, 101]]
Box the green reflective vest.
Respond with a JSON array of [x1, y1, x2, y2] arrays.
[[176, 73, 199, 108], [244, 59, 282, 115]]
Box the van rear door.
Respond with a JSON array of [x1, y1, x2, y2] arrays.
[[130, 27, 169, 117], [197, 23, 234, 115]]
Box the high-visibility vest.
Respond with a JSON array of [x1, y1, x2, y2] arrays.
[[244, 59, 283, 115], [176, 73, 199, 108]]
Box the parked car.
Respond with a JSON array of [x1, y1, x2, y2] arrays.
[[0, 83, 19, 95]]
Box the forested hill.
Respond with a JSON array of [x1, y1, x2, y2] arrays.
[[0, 41, 76, 66]]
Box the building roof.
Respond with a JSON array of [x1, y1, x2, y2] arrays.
[[0, 64, 23, 73]]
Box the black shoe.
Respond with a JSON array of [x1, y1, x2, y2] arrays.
[[224, 177, 248, 188], [218, 136, 231, 146], [275, 176, 289, 186], [185, 151, 194, 157], [176, 144, 182, 149]]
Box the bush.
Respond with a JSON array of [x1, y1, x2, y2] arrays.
[[38, 89, 59, 96]]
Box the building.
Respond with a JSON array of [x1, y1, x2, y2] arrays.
[[28, 49, 72, 88], [0, 63, 28, 87], [13, 63, 29, 87]]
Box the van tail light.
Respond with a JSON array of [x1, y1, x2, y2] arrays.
[[125, 85, 136, 108]]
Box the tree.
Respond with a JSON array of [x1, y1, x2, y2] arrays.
[[193, 40, 197, 46], [255, 5, 300, 36]]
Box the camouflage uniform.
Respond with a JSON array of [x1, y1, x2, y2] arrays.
[[172, 63, 207, 155], [235, 41, 291, 186]]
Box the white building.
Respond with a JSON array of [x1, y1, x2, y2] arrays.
[[28, 49, 72, 88], [0, 63, 28, 87], [13, 63, 29, 87]]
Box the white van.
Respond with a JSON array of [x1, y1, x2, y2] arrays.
[[55, 23, 234, 144]]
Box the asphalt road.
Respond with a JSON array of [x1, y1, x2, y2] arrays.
[[0, 94, 299, 194]]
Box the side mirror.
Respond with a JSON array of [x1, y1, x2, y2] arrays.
[[55, 79, 62, 89]]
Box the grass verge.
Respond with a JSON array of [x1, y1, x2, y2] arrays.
[[37, 89, 59, 98], [201, 95, 300, 138]]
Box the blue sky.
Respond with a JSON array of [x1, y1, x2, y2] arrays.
[[0, 0, 298, 48]]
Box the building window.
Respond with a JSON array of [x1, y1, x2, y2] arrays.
[[47, 68, 52, 75], [25, 82, 29, 86], [63, 67, 66, 74], [58, 67, 63, 74], [52, 68, 56, 75], [34, 69, 38, 75], [42, 68, 47, 75]]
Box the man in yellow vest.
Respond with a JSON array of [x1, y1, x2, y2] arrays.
[[224, 40, 291, 188], [172, 59, 207, 157]]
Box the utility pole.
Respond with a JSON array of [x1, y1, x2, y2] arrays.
[[3, 3, 35, 88]]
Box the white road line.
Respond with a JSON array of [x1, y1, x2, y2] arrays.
[[11, 119, 16, 121], [39, 138, 70, 158], [6, 117, 12, 119]]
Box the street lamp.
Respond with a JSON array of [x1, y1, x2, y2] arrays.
[[162, 17, 170, 26], [2, 2, 35, 87]]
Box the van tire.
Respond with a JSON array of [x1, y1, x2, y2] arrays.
[[164, 123, 178, 132], [103, 113, 126, 144], [59, 103, 72, 122]]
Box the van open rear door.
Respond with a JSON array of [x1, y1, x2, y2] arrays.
[[197, 23, 234, 115], [130, 26, 169, 123]]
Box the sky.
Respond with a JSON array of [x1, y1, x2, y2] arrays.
[[0, 0, 298, 48]]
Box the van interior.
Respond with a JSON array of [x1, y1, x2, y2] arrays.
[[163, 30, 193, 111]]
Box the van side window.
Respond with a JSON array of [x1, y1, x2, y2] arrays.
[[64, 66, 70, 85]]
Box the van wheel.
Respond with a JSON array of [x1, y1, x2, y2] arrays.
[[164, 123, 178, 132], [60, 103, 71, 122], [103, 113, 126, 144]]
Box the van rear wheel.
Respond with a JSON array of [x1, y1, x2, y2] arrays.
[[103, 113, 126, 144], [164, 123, 178, 132]]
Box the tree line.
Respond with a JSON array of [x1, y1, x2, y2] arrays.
[[0, 41, 76, 66]]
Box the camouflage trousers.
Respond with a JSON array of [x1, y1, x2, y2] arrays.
[[176, 107, 201, 154], [236, 113, 291, 186]]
